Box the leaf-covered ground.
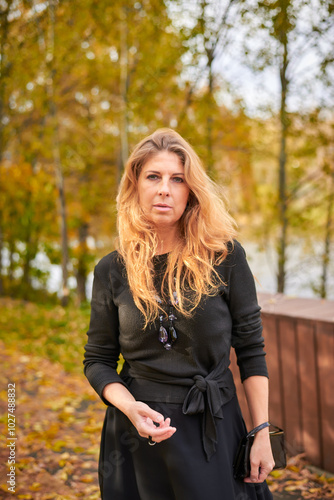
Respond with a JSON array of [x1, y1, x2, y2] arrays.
[[0, 298, 333, 499], [0, 340, 104, 499]]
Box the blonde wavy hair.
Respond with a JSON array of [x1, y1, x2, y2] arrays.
[[116, 128, 237, 326]]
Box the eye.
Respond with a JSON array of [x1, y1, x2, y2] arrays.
[[172, 176, 184, 183], [147, 174, 159, 180]]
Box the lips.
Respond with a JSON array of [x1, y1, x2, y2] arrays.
[[153, 203, 173, 212]]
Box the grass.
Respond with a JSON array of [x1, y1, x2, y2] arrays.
[[0, 297, 91, 374]]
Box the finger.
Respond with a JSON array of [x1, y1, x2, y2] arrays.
[[136, 402, 165, 424], [244, 469, 269, 484], [258, 467, 272, 483], [144, 416, 169, 431], [243, 463, 260, 483], [150, 427, 177, 443], [155, 417, 171, 429], [244, 475, 259, 483], [147, 423, 176, 436], [143, 410, 165, 424], [139, 419, 176, 437], [146, 422, 176, 438], [145, 415, 172, 433]]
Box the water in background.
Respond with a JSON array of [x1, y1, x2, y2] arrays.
[[243, 240, 334, 300], [39, 241, 334, 301]]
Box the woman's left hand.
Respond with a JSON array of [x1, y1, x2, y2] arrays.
[[243, 430, 275, 483]]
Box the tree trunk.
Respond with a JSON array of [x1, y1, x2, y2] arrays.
[[320, 167, 334, 298], [206, 56, 214, 175], [199, 0, 235, 177], [48, 0, 70, 306], [119, 6, 129, 179], [277, 23, 289, 294], [76, 222, 89, 303], [8, 239, 15, 283], [0, 0, 14, 295], [22, 239, 36, 300]]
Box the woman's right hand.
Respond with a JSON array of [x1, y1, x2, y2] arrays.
[[102, 383, 176, 443], [124, 401, 177, 443]]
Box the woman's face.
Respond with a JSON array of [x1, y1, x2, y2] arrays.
[[137, 151, 190, 230]]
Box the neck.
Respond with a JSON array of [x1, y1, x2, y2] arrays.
[[155, 226, 180, 255]]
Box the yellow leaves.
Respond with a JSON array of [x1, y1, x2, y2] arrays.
[[58, 452, 70, 468], [55, 469, 68, 481], [313, 472, 334, 487], [302, 485, 334, 499], [83, 421, 102, 434], [29, 482, 42, 491], [268, 454, 334, 499], [287, 464, 301, 473], [2, 162, 57, 230], [17, 457, 34, 470], [33, 422, 43, 432], [45, 397, 70, 412], [43, 423, 60, 440], [81, 492, 100, 500], [269, 469, 284, 478], [79, 474, 95, 483], [73, 446, 86, 453], [81, 460, 96, 470], [57, 408, 76, 424], [51, 440, 68, 452], [285, 483, 305, 491]]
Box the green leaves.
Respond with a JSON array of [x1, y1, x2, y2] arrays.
[[0, 298, 90, 372]]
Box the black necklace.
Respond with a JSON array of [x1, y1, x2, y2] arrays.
[[156, 291, 178, 350]]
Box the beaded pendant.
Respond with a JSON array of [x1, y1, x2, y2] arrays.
[[156, 291, 178, 350]]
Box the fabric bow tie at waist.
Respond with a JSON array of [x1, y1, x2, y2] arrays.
[[182, 369, 235, 460], [126, 359, 236, 461]]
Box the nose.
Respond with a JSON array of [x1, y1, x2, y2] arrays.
[[159, 189, 170, 196], [158, 179, 170, 196]]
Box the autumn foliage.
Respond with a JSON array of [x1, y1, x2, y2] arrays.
[[0, 0, 333, 301]]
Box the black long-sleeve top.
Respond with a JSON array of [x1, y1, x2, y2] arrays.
[[84, 240, 268, 396], [83, 241, 268, 459]]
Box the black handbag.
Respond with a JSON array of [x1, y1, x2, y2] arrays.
[[233, 422, 286, 480]]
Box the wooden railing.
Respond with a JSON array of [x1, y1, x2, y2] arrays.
[[230, 292, 334, 473]]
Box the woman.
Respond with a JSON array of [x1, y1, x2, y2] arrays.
[[84, 128, 274, 500]]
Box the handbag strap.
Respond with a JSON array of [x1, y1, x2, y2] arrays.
[[246, 421, 270, 438], [268, 424, 284, 433]]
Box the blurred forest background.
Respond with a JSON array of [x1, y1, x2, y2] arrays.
[[1, 0, 334, 306], [1, 2, 334, 497]]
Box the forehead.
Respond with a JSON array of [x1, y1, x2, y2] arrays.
[[141, 151, 184, 172]]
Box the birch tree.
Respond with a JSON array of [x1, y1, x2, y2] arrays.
[[241, 0, 334, 293]]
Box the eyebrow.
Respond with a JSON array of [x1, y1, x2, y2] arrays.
[[145, 170, 185, 175]]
